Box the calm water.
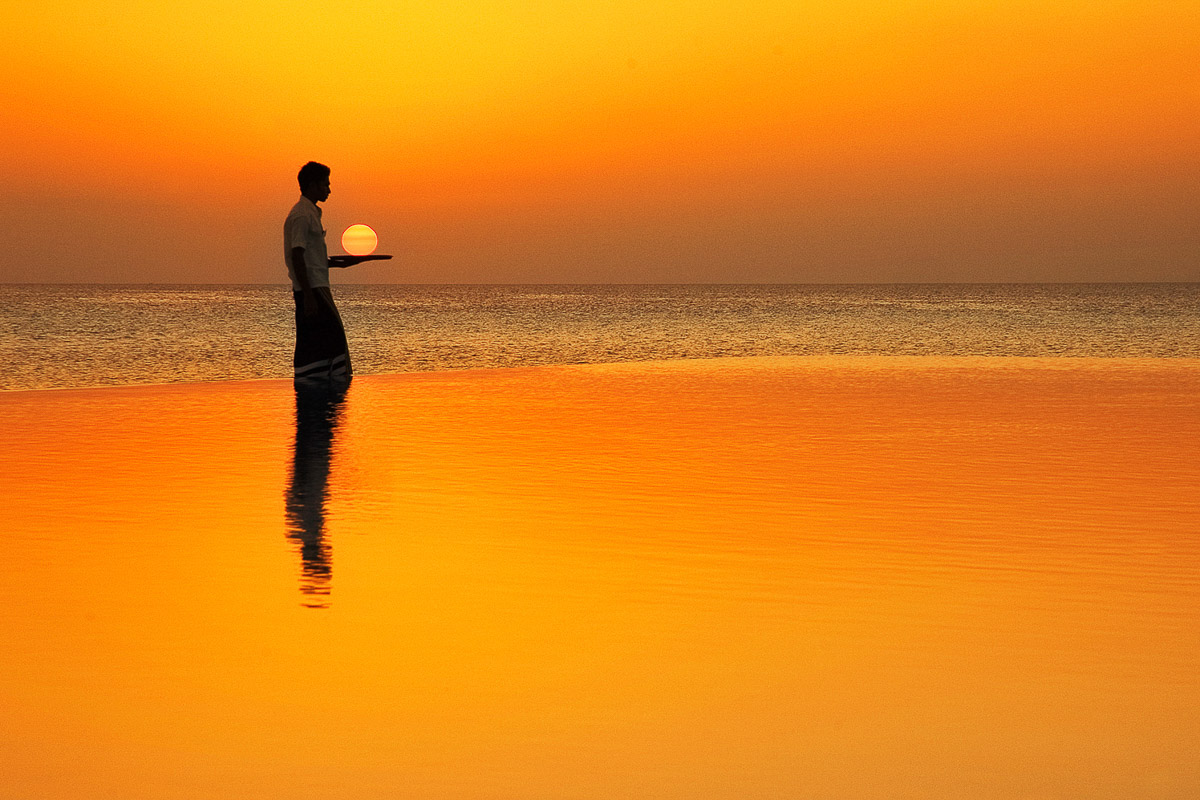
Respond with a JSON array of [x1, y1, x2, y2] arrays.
[[4, 283, 1198, 390], [3, 357, 1199, 798], [5, 283, 1200, 796]]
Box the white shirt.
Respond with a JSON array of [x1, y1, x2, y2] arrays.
[[283, 196, 329, 291]]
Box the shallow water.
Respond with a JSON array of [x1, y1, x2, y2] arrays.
[[5, 283, 1199, 390], [3, 356, 1198, 798]]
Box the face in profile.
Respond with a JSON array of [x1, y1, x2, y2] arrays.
[[309, 176, 331, 202]]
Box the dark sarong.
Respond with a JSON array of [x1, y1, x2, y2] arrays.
[[293, 287, 351, 381]]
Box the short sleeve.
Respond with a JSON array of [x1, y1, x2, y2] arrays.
[[284, 214, 308, 252]]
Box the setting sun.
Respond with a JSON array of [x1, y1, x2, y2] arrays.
[[341, 224, 378, 256]]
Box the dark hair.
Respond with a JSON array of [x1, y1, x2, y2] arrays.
[[297, 161, 331, 190]]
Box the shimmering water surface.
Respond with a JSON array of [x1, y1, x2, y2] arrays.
[[4, 283, 1198, 390], [3, 356, 1199, 798], [5, 283, 1200, 796]]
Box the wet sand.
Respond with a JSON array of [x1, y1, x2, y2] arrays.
[[3, 357, 1199, 799]]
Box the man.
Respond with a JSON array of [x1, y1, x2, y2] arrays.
[[284, 161, 368, 381]]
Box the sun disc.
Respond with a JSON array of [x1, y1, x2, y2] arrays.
[[341, 224, 378, 256]]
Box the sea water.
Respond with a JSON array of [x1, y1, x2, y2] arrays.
[[3, 357, 1199, 798], [4, 283, 1198, 390], [4, 283, 1200, 797]]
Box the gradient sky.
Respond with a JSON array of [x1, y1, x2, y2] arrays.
[[2, 0, 1197, 283]]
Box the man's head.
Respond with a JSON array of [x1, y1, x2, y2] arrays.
[[298, 161, 331, 203]]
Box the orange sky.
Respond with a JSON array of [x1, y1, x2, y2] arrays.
[[1, 0, 1197, 283]]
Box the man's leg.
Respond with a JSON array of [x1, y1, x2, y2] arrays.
[[293, 289, 349, 381], [319, 287, 352, 379]]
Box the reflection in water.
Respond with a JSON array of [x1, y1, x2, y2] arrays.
[[4, 358, 1200, 797], [285, 378, 349, 608]]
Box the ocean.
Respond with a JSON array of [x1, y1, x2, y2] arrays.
[[5, 282, 1198, 390], [5, 283, 1200, 796]]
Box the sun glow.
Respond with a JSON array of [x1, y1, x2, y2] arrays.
[[1, 1, 1196, 283], [341, 224, 378, 256]]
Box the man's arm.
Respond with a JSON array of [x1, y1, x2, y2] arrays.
[[291, 247, 319, 318]]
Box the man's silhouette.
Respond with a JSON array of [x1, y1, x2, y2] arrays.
[[284, 379, 348, 608], [284, 161, 369, 381]]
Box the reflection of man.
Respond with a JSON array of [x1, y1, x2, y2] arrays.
[[285, 380, 349, 608], [284, 161, 370, 381]]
